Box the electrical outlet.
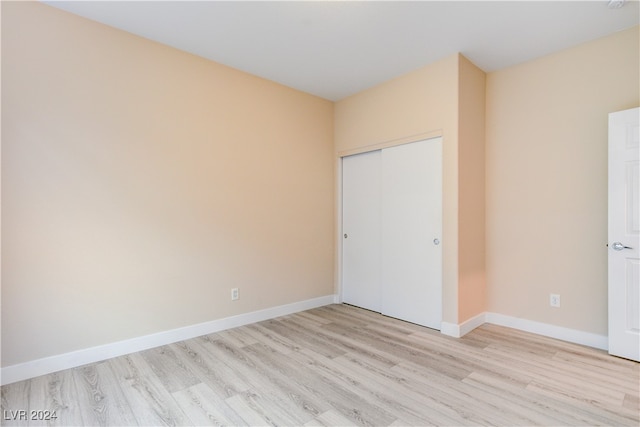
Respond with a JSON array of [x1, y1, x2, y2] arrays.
[[550, 294, 560, 308], [231, 288, 239, 301]]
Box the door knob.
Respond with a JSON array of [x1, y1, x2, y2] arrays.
[[344, 233, 348, 239], [612, 242, 633, 251], [433, 238, 440, 245]]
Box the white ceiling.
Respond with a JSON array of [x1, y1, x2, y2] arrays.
[[44, 1, 639, 101]]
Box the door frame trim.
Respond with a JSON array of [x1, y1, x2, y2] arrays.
[[337, 130, 442, 158], [607, 106, 640, 361]]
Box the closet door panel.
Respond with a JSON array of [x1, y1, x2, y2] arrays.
[[381, 138, 442, 329], [341, 150, 382, 312]]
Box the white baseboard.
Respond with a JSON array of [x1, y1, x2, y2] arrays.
[[485, 312, 608, 350], [441, 312, 487, 338], [439, 321, 460, 337], [1, 294, 337, 386], [441, 311, 608, 351]]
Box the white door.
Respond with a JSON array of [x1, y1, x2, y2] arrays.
[[608, 107, 640, 362], [381, 138, 442, 329], [341, 137, 442, 329], [342, 150, 382, 312]]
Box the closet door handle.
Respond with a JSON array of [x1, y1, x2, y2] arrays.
[[612, 241, 632, 251]]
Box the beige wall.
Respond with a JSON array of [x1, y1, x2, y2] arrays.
[[486, 26, 639, 335], [335, 54, 484, 324], [334, 55, 458, 154], [458, 56, 486, 322], [3, 1, 637, 370], [1, 2, 334, 367]]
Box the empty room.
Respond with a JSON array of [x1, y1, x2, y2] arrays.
[[1, 1, 639, 426]]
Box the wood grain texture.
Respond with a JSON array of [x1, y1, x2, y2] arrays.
[[2, 303, 639, 426]]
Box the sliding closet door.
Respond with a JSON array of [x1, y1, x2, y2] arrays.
[[342, 150, 382, 312], [341, 137, 442, 329], [380, 138, 442, 329]]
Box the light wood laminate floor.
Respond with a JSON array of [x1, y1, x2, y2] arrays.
[[2, 304, 639, 426]]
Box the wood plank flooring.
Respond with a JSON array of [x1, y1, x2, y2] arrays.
[[2, 304, 639, 426]]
